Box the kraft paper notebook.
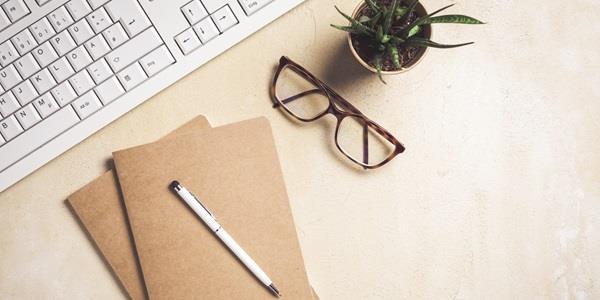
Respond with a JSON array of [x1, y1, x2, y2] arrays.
[[113, 117, 313, 299], [68, 116, 212, 300]]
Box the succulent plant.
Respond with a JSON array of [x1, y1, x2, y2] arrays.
[[332, 0, 484, 83]]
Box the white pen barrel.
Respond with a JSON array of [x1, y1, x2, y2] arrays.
[[216, 228, 272, 285], [178, 188, 220, 231]]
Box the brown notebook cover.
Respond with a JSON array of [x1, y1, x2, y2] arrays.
[[68, 116, 212, 300], [113, 118, 313, 299]]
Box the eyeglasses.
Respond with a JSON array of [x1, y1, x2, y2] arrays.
[[270, 56, 405, 169]]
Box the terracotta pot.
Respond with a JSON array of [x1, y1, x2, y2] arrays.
[[348, 1, 432, 74]]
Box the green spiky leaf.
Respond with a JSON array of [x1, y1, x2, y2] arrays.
[[387, 44, 401, 69], [401, 3, 455, 38], [358, 15, 371, 23], [425, 14, 485, 25], [390, 35, 405, 45], [407, 25, 420, 38], [395, 6, 408, 17], [383, 0, 399, 34], [334, 6, 375, 36], [369, 11, 382, 28], [365, 0, 379, 12], [406, 37, 474, 48], [399, 0, 419, 24], [330, 24, 364, 35], [373, 53, 386, 84]]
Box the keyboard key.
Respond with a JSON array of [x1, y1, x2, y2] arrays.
[[32, 41, 59, 67], [84, 34, 110, 60], [51, 81, 77, 106], [36, 0, 52, 6], [175, 28, 200, 55], [67, 45, 92, 71], [0, 41, 19, 66], [66, 0, 92, 20], [117, 62, 146, 91], [69, 19, 95, 44], [193, 17, 219, 44], [87, 58, 112, 84], [0, 115, 23, 141], [87, 0, 109, 10], [94, 76, 123, 105], [31, 68, 57, 94], [0, 92, 20, 117], [29, 18, 56, 43], [103, 22, 128, 49], [12, 29, 38, 55], [182, 0, 208, 25], [33, 93, 59, 118], [212, 5, 238, 33], [13, 80, 39, 105], [69, 69, 94, 95], [199, 0, 222, 13], [106, 27, 162, 72], [0, 65, 22, 90], [139, 45, 174, 77], [15, 53, 41, 79], [2, 0, 30, 23], [72, 90, 101, 119], [238, 0, 272, 15], [105, 0, 151, 37], [49, 57, 75, 82], [0, 135, 4, 145], [50, 30, 77, 56], [48, 6, 74, 32], [15, 103, 41, 129], [0, 9, 10, 31], [0, 106, 79, 171], [86, 7, 111, 33]]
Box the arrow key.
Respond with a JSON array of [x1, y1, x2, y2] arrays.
[[175, 27, 200, 55]]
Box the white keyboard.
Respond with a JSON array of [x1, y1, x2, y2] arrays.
[[0, 0, 304, 191]]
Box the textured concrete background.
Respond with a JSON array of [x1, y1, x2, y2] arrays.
[[1, 0, 599, 299]]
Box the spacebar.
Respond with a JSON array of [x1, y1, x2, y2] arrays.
[[0, 107, 80, 171]]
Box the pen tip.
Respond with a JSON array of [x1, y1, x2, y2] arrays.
[[170, 180, 181, 191], [268, 283, 281, 298]]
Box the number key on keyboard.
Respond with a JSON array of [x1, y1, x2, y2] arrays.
[[12, 29, 38, 55], [48, 6, 74, 32], [0, 41, 19, 66], [2, 0, 30, 22], [30, 18, 56, 43]]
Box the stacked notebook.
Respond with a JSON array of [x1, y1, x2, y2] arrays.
[[68, 116, 317, 300]]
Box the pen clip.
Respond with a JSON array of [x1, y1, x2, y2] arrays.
[[190, 192, 217, 221]]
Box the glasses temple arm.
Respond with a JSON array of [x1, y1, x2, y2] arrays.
[[272, 89, 324, 108]]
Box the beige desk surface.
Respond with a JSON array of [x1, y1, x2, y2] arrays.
[[2, 0, 600, 299]]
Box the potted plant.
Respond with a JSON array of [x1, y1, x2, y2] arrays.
[[332, 0, 484, 83]]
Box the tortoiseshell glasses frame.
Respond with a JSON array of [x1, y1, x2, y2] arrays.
[[270, 56, 405, 169]]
